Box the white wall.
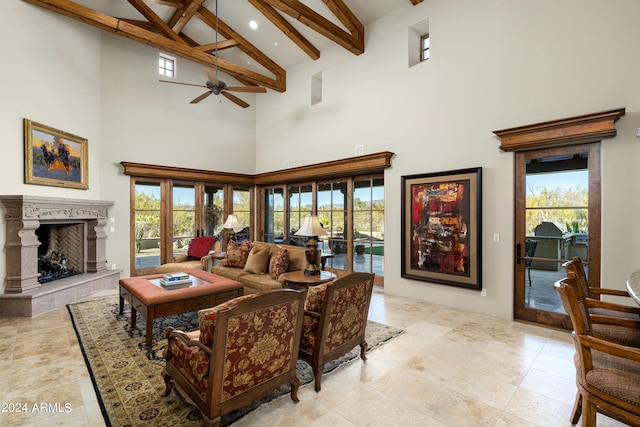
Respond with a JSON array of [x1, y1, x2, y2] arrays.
[[255, 0, 640, 319]]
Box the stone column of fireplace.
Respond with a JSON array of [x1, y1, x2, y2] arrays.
[[5, 218, 40, 292], [0, 195, 114, 293], [86, 218, 109, 273]]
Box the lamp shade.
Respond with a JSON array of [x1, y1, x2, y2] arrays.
[[222, 214, 242, 230], [294, 215, 327, 237]]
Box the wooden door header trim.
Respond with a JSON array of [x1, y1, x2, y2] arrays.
[[493, 108, 625, 152]]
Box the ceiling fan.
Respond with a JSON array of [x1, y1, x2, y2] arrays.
[[159, 0, 266, 108], [160, 68, 266, 108]]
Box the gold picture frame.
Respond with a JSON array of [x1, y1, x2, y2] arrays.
[[24, 119, 88, 190]]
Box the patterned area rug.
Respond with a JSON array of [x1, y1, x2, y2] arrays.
[[67, 296, 404, 426]]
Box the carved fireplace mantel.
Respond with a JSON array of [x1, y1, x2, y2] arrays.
[[1, 195, 114, 293], [0, 195, 120, 317]]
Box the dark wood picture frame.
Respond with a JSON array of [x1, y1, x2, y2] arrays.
[[24, 119, 88, 190], [401, 167, 482, 290]]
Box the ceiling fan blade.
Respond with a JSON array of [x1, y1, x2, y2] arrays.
[[222, 91, 250, 108], [205, 67, 219, 86], [190, 91, 213, 104], [160, 80, 207, 89], [225, 86, 267, 93]]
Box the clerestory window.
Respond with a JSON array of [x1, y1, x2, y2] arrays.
[[420, 34, 430, 61], [159, 53, 176, 78]]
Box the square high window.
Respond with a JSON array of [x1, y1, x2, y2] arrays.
[[159, 54, 176, 77]]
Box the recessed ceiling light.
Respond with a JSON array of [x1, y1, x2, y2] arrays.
[[274, 42, 279, 46], [249, 20, 258, 30]]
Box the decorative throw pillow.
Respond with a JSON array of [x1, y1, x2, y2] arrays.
[[269, 247, 290, 280], [187, 236, 217, 260], [198, 294, 255, 345], [244, 246, 270, 274], [304, 282, 329, 312], [224, 241, 252, 268]]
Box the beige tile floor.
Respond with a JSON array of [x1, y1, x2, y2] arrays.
[[0, 287, 625, 427]]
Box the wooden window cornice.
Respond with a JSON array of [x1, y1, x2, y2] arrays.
[[120, 162, 254, 185], [120, 151, 394, 186], [254, 151, 394, 186], [493, 108, 626, 152]]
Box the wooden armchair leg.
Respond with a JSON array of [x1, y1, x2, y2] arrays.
[[360, 341, 368, 361], [583, 396, 597, 427], [203, 415, 221, 427], [289, 377, 301, 402], [313, 366, 323, 392], [570, 392, 582, 425], [161, 371, 173, 397]]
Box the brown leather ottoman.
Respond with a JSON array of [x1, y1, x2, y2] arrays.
[[119, 269, 243, 346]]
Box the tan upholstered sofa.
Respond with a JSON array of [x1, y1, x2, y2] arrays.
[[210, 241, 308, 295]]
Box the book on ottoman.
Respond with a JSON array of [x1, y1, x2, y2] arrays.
[[161, 272, 192, 287]]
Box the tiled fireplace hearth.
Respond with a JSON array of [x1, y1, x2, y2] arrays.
[[0, 195, 120, 317]]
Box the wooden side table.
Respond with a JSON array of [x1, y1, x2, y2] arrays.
[[280, 270, 337, 289]]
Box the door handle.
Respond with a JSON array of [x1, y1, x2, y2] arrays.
[[516, 243, 522, 265]]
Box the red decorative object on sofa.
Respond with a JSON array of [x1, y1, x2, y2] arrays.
[[187, 236, 217, 260]]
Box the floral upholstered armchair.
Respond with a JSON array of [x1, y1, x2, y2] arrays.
[[299, 272, 375, 391], [162, 289, 307, 427]]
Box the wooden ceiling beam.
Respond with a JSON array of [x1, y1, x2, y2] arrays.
[[118, 18, 156, 31], [323, 0, 363, 35], [262, 0, 363, 55], [145, 0, 186, 7], [126, 0, 184, 43], [22, 0, 285, 91], [410, 0, 424, 4], [196, 39, 240, 53], [196, 5, 286, 87], [170, 0, 204, 34], [249, 0, 320, 60]]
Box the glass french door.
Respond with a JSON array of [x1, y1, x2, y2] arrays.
[[514, 143, 601, 329], [132, 179, 225, 276]]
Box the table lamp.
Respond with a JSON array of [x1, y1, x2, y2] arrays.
[[222, 214, 242, 244], [294, 215, 327, 275]]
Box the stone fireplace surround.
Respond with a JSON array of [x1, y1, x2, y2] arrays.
[[0, 195, 120, 317]]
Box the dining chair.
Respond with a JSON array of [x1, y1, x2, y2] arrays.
[[555, 272, 640, 426], [562, 257, 640, 320]]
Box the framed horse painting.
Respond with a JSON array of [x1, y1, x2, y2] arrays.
[[24, 119, 88, 190]]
